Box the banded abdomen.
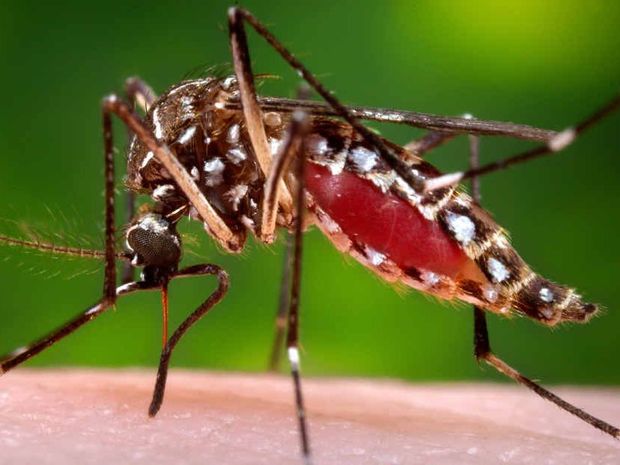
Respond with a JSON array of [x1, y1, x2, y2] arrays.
[[303, 121, 597, 326]]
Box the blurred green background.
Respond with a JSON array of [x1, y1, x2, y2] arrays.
[[0, 0, 619, 385]]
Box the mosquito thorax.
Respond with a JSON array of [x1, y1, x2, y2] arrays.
[[125, 75, 291, 242], [126, 212, 182, 284]]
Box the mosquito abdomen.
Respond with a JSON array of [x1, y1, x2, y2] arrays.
[[303, 133, 599, 325]]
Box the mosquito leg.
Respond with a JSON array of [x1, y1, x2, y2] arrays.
[[101, 106, 119, 303], [266, 84, 316, 370], [253, 106, 313, 452], [101, 95, 244, 252], [265, 110, 314, 370], [468, 136, 620, 439], [123, 193, 136, 284], [235, 96, 559, 142], [122, 78, 158, 283], [268, 231, 293, 372], [260, 112, 308, 240], [0, 280, 152, 373], [404, 114, 479, 157], [468, 130, 481, 202], [125, 77, 157, 113], [473, 310, 620, 438], [148, 264, 229, 416], [404, 131, 456, 157], [1, 96, 155, 371], [227, 10, 293, 213], [228, 7, 428, 192], [254, 107, 313, 456], [425, 94, 620, 191], [285, 128, 312, 462]]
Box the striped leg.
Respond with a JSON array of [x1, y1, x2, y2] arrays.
[[259, 111, 313, 456], [285, 126, 312, 463]]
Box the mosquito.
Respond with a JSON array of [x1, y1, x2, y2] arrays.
[[1, 7, 619, 464]]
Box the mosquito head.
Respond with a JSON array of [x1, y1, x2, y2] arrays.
[[126, 213, 182, 285]]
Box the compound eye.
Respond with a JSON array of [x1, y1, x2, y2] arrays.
[[126, 213, 181, 268]]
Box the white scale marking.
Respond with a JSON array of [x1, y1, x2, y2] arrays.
[[240, 215, 255, 229], [487, 257, 510, 283], [152, 184, 175, 201], [394, 177, 422, 204], [140, 151, 154, 170], [418, 186, 455, 220], [364, 245, 386, 266], [308, 134, 329, 155], [454, 193, 472, 207], [221, 76, 237, 90], [288, 347, 300, 370], [269, 137, 283, 156], [548, 127, 576, 152], [85, 303, 104, 316], [225, 184, 249, 211], [318, 211, 341, 233], [539, 287, 554, 303], [227, 124, 240, 144], [494, 232, 510, 249], [445, 211, 476, 245], [9, 346, 28, 357], [117, 282, 136, 295], [131, 213, 170, 234], [180, 96, 193, 120], [203, 158, 226, 187], [421, 270, 440, 287], [152, 107, 163, 140], [327, 151, 347, 176], [369, 171, 397, 193], [424, 172, 464, 192], [411, 168, 426, 180], [483, 284, 499, 303], [557, 289, 576, 311], [177, 126, 197, 145], [349, 146, 378, 173], [227, 147, 247, 164]]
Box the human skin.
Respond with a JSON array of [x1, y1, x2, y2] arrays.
[[0, 369, 618, 465]]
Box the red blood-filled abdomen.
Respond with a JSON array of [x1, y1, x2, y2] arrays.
[[305, 163, 472, 279]]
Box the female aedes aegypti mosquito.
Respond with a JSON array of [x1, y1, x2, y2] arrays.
[[1, 7, 619, 463]]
